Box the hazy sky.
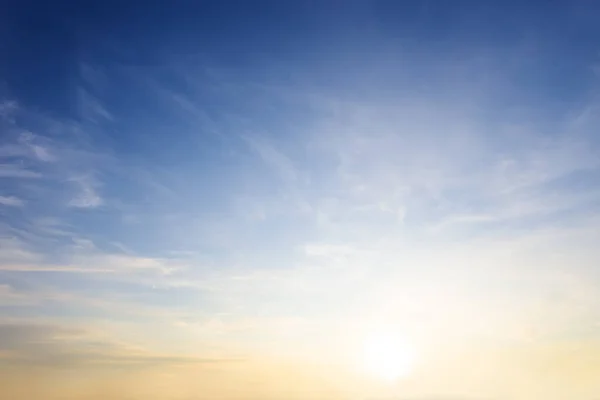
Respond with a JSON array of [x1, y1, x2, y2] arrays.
[[1, 1, 600, 399]]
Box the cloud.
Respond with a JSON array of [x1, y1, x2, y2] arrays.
[[0, 237, 42, 264], [0, 102, 114, 214], [0, 100, 18, 120], [0, 144, 28, 158], [77, 87, 113, 123], [238, 134, 312, 220], [243, 134, 300, 186], [297, 81, 600, 238], [0, 196, 24, 207], [0, 284, 34, 305], [0, 320, 232, 368], [0, 164, 42, 178], [0, 232, 185, 305], [0, 131, 56, 164], [77, 63, 114, 124], [18, 132, 57, 162], [0, 236, 182, 276], [0, 275, 199, 325], [0, 264, 114, 273], [67, 252, 181, 275], [68, 175, 103, 208]]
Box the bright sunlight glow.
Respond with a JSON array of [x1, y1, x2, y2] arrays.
[[361, 331, 417, 381]]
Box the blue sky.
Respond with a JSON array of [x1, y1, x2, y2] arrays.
[[2, 2, 600, 399]]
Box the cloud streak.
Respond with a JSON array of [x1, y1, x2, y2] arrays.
[[0, 320, 235, 368], [68, 175, 103, 208], [0, 164, 42, 178], [0, 196, 24, 207]]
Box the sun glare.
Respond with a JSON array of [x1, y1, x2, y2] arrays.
[[361, 331, 417, 381]]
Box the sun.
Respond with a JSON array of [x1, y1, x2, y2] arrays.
[[361, 331, 417, 381]]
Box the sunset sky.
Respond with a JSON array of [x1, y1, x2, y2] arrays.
[[1, 1, 600, 399]]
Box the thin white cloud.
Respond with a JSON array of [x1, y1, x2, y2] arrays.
[[31, 146, 54, 162], [0, 234, 181, 277], [31, 217, 73, 237], [300, 84, 600, 237], [0, 237, 42, 264], [77, 87, 113, 123], [0, 100, 17, 120], [0, 144, 28, 158], [0, 264, 114, 273], [0, 320, 225, 368], [0, 196, 24, 207], [0, 164, 41, 178], [0, 251, 181, 276], [242, 134, 300, 186], [68, 175, 103, 208], [67, 253, 181, 275], [77, 63, 114, 123], [303, 243, 356, 258], [238, 134, 312, 220], [18, 132, 57, 162], [0, 284, 34, 306]]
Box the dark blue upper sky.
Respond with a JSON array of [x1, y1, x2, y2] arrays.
[[4, 1, 600, 118]]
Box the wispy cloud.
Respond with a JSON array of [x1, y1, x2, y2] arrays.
[[0, 164, 42, 178], [0, 101, 117, 215], [68, 175, 103, 208], [0, 284, 34, 305], [243, 134, 301, 186], [0, 236, 42, 264], [0, 234, 182, 276], [0, 196, 24, 207], [77, 87, 114, 123], [0, 100, 17, 120], [0, 320, 231, 368], [18, 132, 57, 162]]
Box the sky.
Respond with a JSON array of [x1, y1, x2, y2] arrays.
[[1, 1, 600, 399]]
